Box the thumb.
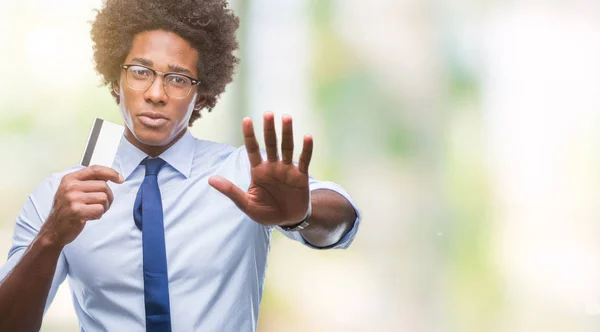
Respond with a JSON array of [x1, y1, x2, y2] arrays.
[[208, 175, 248, 212]]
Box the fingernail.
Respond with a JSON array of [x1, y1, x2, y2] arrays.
[[119, 174, 124, 183]]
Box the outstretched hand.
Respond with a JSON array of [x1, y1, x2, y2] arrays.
[[208, 112, 313, 226]]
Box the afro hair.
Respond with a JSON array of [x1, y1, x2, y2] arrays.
[[90, 0, 240, 126]]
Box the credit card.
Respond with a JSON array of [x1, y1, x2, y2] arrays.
[[80, 118, 124, 168]]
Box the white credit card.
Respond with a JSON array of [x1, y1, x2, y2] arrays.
[[81, 118, 124, 168]]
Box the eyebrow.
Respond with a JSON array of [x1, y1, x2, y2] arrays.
[[130, 57, 195, 77]]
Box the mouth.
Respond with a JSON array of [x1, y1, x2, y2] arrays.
[[137, 112, 169, 128]]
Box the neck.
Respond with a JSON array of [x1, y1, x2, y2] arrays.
[[124, 128, 187, 157]]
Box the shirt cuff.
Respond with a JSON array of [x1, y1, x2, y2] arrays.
[[277, 181, 362, 250]]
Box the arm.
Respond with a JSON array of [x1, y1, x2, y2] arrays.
[[0, 232, 64, 332], [297, 189, 357, 248], [209, 112, 361, 249], [0, 165, 122, 332]]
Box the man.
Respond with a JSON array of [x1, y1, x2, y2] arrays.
[[0, 0, 361, 331]]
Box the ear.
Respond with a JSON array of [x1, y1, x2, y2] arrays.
[[194, 93, 207, 111], [111, 81, 120, 96]]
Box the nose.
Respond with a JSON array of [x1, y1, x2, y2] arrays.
[[143, 75, 168, 105]]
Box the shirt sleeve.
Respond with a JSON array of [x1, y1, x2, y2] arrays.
[[274, 176, 362, 250], [0, 175, 69, 315]]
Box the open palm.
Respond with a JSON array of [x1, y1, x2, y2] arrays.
[[208, 112, 313, 226]]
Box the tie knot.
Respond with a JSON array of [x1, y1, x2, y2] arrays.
[[143, 157, 166, 176]]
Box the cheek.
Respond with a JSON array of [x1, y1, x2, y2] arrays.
[[180, 93, 197, 122], [169, 93, 197, 134], [121, 89, 139, 111]]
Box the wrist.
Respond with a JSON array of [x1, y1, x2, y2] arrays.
[[37, 225, 65, 252], [280, 198, 312, 231]]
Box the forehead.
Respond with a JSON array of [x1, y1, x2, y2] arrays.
[[125, 30, 199, 73]]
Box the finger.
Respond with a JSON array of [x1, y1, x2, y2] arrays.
[[82, 192, 111, 211], [72, 165, 124, 183], [208, 176, 249, 213], [242, 117, 263, 167], [281, 114, 294, 164], [263, 112, 279, 162], [298, 134, 313, 174], [79, 204, 106, 221], [78, 181, 114, 206]]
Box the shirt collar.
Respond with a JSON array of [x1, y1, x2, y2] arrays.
[[115, 129, 195, 180]]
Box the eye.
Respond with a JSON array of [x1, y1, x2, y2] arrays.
[[166, 75, 191, 88], [129, 66, 152, 80]]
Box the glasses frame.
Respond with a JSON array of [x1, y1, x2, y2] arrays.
[[120, 64, 201, 99]]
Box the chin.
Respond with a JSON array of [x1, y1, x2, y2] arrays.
[[133, 124, 173, 147]]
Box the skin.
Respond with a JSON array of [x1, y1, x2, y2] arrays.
[[114, 30, 207, 157], [0, 165, 123, 332], [0, 29, 356, 331], [209, 112, 357, 248]]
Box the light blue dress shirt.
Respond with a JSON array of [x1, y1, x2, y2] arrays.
[[0, 129, 361, 331]]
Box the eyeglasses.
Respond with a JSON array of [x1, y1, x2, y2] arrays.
[[120, 64, 201, 99]]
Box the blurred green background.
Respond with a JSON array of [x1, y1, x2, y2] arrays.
[[2, 0, 600, 331]]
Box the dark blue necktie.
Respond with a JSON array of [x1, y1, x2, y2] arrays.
[[133, 157, 172, 332]]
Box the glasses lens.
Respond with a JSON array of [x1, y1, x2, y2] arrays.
[[164, 74, 193, 99], [126, 66, 154, 90]]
